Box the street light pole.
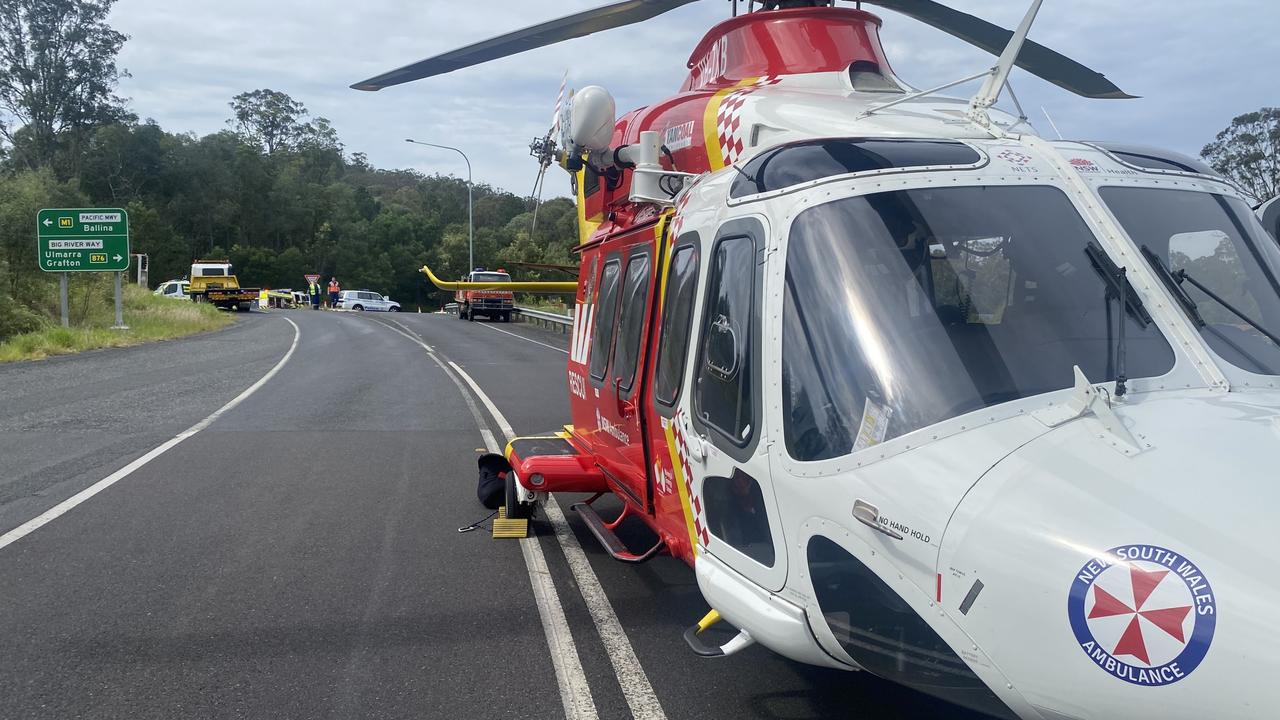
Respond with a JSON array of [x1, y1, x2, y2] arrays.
[[405, 138, 473, 271]]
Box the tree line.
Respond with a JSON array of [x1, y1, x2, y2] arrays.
[[0, 0, 577, 338], [1, 0, 1277, 339]]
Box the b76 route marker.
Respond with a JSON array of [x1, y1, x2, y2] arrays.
[[37, 208, 130, 272]]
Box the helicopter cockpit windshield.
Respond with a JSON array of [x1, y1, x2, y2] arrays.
[[782, 185, 1178, 463]]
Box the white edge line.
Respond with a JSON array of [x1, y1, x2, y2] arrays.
[[370, 316, 598, 720], [0, 317, 301, 553], [475, 319, 569, 355], [443, 352, 667, 720]]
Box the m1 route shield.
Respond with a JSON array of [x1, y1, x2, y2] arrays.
[[37, 208, 130, 272]]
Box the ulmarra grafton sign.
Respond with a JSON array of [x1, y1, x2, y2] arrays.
[[37, 208, 130, 272]]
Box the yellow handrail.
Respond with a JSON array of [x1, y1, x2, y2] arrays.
[[421, 265, 578, 293]]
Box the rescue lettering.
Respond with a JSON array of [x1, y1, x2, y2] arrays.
[[568, 370, 587, 400]]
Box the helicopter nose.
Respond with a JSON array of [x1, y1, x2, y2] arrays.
[[939, 390, 1280, 718]]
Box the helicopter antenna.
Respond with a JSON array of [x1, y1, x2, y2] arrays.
[[1041, 106, 1065, 139], [966, 0, 1044, 129]]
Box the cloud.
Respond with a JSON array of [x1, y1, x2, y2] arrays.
[[108, 0, 1279, 195]]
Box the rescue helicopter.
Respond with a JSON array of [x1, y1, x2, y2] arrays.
[[353, 1, 1280, 717]]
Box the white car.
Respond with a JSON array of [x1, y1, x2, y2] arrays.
[[153, 280, 189, 299], [336, 289, 400, 312]]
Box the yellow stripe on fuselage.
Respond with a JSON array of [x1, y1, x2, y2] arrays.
[[701, 77, 759, 172], [663, 420, 700, 558], [575, 165, 603, 246]]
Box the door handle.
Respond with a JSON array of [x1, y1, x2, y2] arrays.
[[614, 377, 637, 417], [678, 411, 706, 462], [852, 500, 903, 540]]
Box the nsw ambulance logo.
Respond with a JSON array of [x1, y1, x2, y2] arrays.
[[1067, 544, 1215, 686]]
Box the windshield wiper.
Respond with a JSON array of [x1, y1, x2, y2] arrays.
[[1140, 245, 1206, 327], [1178, 267, 1280, 347], [1143, 243, 1280, 346], [1085, 242, 1150, 397]]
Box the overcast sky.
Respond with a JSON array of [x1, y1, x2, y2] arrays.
[[108, 0, 1278, 197]]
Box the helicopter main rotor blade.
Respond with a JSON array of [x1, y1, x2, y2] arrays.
[[864, 0, 1136, 99], [352, 0, 699, 91]]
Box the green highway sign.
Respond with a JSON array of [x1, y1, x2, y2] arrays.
[[37, 208, 130, 272]]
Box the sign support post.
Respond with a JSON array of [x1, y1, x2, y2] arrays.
[[111, 271, 128, 330], [59, 273, 69, 328]]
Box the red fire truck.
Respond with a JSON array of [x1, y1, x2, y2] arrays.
[[455, 268, 514, 322]]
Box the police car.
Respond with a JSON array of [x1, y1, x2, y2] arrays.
[[335, 290, 400, 312]]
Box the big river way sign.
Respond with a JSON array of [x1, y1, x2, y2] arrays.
[[37, 208, 130, 272]]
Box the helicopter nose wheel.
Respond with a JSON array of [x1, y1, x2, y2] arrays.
[[505, 469, 534, 520]]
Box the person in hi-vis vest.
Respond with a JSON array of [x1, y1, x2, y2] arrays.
[[309, 280, 321, 309]]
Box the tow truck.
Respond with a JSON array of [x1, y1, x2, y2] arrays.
[[455, 267, 514, 322], [187, 260, 259, 312]]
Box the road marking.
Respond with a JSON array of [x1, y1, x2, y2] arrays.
[[437, 345, 668, 720], [0, 317, 301, 553], [370, 316, 598, 720], [377, 317, 435, 352], [475, 320, 570, 355]]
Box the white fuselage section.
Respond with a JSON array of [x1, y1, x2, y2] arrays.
[[664, 71, 1280, 720]]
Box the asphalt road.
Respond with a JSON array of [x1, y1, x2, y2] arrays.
[[0, 309, 983, 719]]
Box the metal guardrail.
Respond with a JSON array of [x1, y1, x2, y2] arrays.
[[514, 306, 572, 333]]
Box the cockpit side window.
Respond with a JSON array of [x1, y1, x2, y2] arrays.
[[696, 233, 758, 447], [654, 238, 700, 409]]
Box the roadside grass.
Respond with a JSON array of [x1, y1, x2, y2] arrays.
[[0, 282, 233, 363]]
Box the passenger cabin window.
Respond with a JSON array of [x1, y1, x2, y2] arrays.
[[730, 138, 981, 199], [589, 259, 622, 381], [613, 253, 651, 393], [655, 242, 700, 407], [696, 235, 756, 444]]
